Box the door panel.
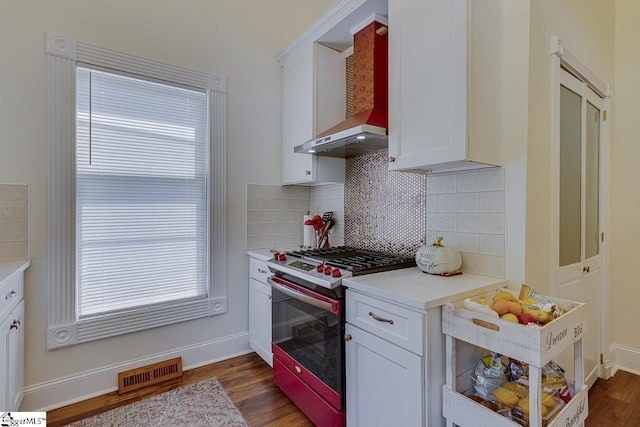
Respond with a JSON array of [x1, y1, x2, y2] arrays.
[[559, 85, 582, 268], [555, 68, 604, 387], [585, 101, 600, 260]]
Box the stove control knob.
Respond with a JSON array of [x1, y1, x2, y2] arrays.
[[316, 264, 324, 272], [324, 265, 332, 275], [277, 254, 286, 261], [331, 268, 341, 277]]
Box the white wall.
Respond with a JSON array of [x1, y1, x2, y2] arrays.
[[0, 0, 331, 410], [612, 0, 640, 360], [525, 0, 615, 294]]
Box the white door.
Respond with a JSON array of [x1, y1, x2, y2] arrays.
[[553, 68, 606, 388]]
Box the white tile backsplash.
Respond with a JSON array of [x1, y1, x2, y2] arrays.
[[246, 166, 506, 279], [426, 174, 456, 194], [246, 183, 345, 250], [0, 184, 28, 260], [479, 234, 505, 257], [461, 253, 505, 277], [426, 168, 506, 278], [478, 191, 505, 212], [436, 193, 478, 212], [456, 168, 505, 193], [246, 184, 310, 250], [456, 213, 505, 234]]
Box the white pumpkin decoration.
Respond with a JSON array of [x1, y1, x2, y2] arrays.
[[415, 237, 462, 274]]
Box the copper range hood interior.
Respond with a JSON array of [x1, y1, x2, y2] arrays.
[[294, 19, 388, 158]]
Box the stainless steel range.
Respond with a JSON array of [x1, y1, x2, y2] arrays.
[[267, 246, 415, 427]]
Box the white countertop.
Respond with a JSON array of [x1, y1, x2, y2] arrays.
[[246, 249, 278, 261], [343, 267, 507, 311], [0, 259, 30, 285]]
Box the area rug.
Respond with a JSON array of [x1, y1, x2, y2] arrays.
[[65, 377, 248, 427]]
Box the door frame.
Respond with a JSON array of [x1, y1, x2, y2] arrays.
[[549, 36, 613, 379]]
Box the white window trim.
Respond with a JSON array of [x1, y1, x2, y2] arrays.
[[45, 32, 228, 349]]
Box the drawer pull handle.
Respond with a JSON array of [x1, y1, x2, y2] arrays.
[[268, 295, 272, 300], [369, 311, 394, 325], [10, 319, 21, 330], [294, 365, 302, 374], [583, 266, 590, 273], [5, 290, 16, 300], [257, 268, 268, 274]]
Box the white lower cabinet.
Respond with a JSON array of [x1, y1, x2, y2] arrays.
[[1, 299, 24, 411], [345, 288, 447, 427], [248, 257, 272, 366], [345, 323, 422, 426]]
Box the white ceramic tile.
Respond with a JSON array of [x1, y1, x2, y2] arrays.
[[0, 223, 27, 242], [286, 199, 310, 212], [456, 213, 504, 234], [426, 213, 456, 232], [247, 236, 276, 250], [426, 195, 437, 213], [456, 168, 505, 193], [478, 191, 505, 212], [0, 242, 28, 261], [275, 234, 303, 248], [479, 234, 505, 257], [0, 185, 28, 204], [282, 210, 303, 223], [426, 174, 456, 194], [247, 223, 264, 237], [436, 193, 478, 213], [0, 204, 28, 223], [461, 253, 505, 278]]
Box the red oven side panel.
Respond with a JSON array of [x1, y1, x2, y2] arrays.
[[273, 356, 345, 427]]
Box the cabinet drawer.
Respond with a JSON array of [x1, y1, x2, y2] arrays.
[[346, 290, 424, 355], [0, 272, 23, 321], [249, 258, 271, 283]]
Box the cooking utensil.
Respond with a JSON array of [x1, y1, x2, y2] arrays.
[[322, 211, 334, 223], [317, 218, 335, 248]]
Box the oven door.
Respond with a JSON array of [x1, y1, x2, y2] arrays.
[[268, 276, 345, 411]]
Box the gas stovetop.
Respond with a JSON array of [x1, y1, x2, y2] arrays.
[[287, 247, 416, 274], [267, 246, 416, 289]]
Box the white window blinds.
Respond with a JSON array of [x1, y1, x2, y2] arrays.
[[75, 67, 209, 318]]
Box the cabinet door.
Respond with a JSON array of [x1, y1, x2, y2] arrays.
[[388, 0, 467, 172], [346, 323, 423, 426], [282, 43, 315, 185], [249, 278, 272, 366], [281, 43, 345, 185], [1, 300, 24, 411]]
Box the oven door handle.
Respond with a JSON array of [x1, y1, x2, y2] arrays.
[[267, 277, 334, 313]]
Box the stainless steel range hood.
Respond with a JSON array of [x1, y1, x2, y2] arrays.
[[294, 18, 388, 159]]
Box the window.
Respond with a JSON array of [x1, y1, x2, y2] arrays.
[[76, 67, 209, 318], [46, 32, 228, 348]]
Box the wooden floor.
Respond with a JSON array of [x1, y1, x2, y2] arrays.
[[585, 369, 640, 426], [46, 352, 639, 426], [46, 352, 313, 427]]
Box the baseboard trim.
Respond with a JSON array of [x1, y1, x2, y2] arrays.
[[610, 343, 640, 377], [21, 332, 251, 412]]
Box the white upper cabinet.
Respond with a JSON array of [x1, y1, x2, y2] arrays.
[[280, 42, 346, 185], [277, 0, 389, 185], [388, 0, 503, 173]]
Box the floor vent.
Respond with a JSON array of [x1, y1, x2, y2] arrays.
[[118, 357, 183, 394]]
